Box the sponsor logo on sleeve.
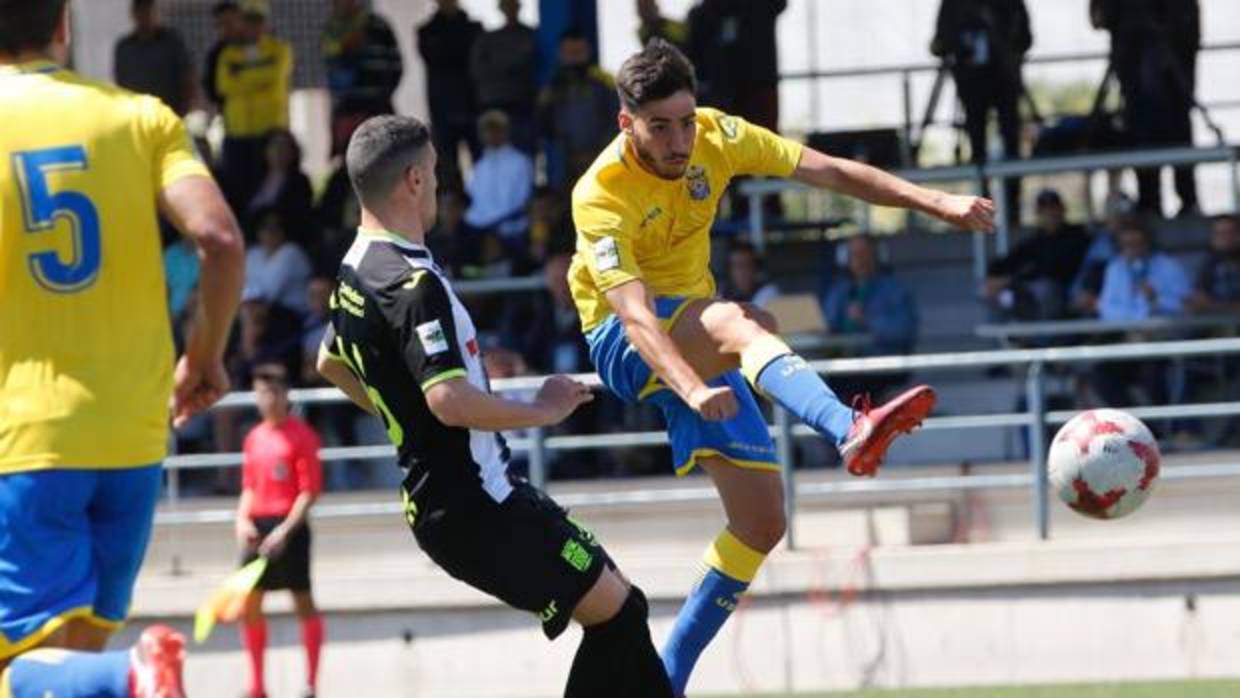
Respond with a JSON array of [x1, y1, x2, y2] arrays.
[[416, 320, 450, 355], [592, 236, 621, 272]]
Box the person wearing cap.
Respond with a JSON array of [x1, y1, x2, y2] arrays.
[[235, 362, 324, 698], [464, 109, 535, 247], [215, 0, 293, 212], [984, 188, 1090, 324]]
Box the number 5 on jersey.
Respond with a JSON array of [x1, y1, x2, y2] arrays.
[[13, 145, 102, 293]]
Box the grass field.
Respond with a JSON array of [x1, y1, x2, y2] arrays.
[[720, 679, 1240, 697]]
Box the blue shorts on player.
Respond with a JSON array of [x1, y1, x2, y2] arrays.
[[0, 465, 162, 660], [586, 297, 779, 475]]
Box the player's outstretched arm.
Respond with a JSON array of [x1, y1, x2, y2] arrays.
[[160, 175, 246, 426], [604, 281, 738, 421], [316, 349, 379, 416], [791, 147, 996, 233], [425, 375, 593, 431]]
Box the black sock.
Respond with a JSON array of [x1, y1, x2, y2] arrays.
[[564, 586, 674, 698]]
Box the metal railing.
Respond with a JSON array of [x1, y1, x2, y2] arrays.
[[739, 144, 1240, 284], [161, 337, 1240, 545], [781, 41, 1240, 160]]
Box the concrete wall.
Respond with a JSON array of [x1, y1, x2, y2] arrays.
[[120, 578, 1240, 697]]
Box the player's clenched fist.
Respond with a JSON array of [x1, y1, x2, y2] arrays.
[[535, 375, 595, 424], [688, 385, 738, 422], [935, 194, 996, 233]]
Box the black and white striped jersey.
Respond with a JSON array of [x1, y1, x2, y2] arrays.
[[322, 228, 513, 514]]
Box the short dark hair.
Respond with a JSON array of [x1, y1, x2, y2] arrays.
[[132, 0, 156, 11], [0, 0, 67, 56], [616, 38, 697, 112], [212, 1, 240, 16], [346, 115, 432, 210]]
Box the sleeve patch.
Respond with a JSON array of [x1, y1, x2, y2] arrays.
[[719, 115, 739, 140], [416, 320, 450, 355], [593, 236, 621, 272]]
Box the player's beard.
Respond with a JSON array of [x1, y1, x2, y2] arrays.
[[632, 139, 688, 181]]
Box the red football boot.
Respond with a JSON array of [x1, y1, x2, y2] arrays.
[[130, 625, 186, 698], [839, 385, 937, 477]]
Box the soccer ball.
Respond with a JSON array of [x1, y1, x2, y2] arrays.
[[1048, 409, 1161, 520]]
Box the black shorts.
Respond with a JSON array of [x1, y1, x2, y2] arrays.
[[409, 480, 611, 640], [240, 517, 312, 592]]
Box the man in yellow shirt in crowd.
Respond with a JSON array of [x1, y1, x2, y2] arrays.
[[216, 0, 292, 211], [570, 39, 994, 696]]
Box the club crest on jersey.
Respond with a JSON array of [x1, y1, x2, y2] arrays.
[[416, 320, 450, 355], [686, 165, 710, 201]]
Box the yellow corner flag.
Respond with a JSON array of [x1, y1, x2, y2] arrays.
[[193, 557, 268, 644]]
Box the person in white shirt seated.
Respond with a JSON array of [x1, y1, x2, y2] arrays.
[[465, 109, 535, 251]]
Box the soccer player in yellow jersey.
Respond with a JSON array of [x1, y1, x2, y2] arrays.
[[570, 40, 994, 695], [0, 2, 244, 696]]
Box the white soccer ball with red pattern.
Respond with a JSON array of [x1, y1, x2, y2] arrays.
[[1048, 409, 1161, 520]]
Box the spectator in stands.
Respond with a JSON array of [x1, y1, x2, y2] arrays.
[[637, 0, 688, 50], [417, 0, 483, 191], [313, 161, 364, 276], [723, 241, 780, 307], [825, 234, 919, 357], [244, 209, 313, 315], [500, 253, 617, 478], [1186, 214, 1240, 316], [235, 363, 324, 698], [470, 0, 538, 154], [322, 0, 404, 157], [502, 252, 590, 376], [113, 0, 194, 116], [1092, 219, 1191, 410], [245, 129, 314, 247], [984, 189, 1090, 322], [539, 29, 618, 191], [215, 1, 293, 213], [824, 235, 919, 400], [163, 234, 200, 325], [465, 110, 535, 253], [1091, 0, 1200, 217], [204, 1, 243, 114], [932, 0, 1031, 222], [1070, 192, 1135, 316], [233, 287, 305, 390], [427, 186, 480, 277], [686, 0, 786, 131]]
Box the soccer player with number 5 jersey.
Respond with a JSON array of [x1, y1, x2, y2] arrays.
[[0, 2, 245, 696]]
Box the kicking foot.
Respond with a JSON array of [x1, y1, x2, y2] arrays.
[[839, 385, 937, 477], [130, 625, 187, 698]]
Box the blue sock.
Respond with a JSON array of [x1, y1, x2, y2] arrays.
[[754, 353, 855, 445], [661, 530, 765, 696], [6, 648, 131, 697]]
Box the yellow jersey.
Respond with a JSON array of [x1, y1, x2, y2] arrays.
[[568, 108, 803, 332], [0, 60, 210, 473], [216, 34, 293, 138]]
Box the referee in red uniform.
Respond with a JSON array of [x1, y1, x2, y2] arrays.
[[234, 362, 324, 698]]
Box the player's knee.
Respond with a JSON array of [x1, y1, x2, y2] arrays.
[[732, 507, 786, 553], [747, 304, 779, 334]]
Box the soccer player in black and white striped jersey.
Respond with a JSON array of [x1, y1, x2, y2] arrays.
[[316, 115, 674, 698]]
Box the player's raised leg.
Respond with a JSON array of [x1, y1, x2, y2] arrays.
[[660, 455, 784, 695], [672, 298, 937, 476]]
